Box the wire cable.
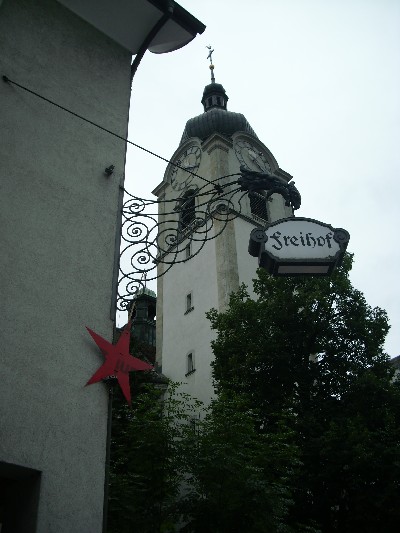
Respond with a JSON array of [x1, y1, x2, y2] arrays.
[[2, 74, 231, 191]]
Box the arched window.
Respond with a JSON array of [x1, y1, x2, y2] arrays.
[[180, 190, 196, 230]]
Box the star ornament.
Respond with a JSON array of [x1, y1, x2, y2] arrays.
[[85, 321, 152, 405]]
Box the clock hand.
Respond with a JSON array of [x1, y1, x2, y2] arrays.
[[253, 158, 265, 172], [248, 150, 265, 171]]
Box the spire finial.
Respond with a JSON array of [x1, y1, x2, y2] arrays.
[[206, 45, 215, 83]]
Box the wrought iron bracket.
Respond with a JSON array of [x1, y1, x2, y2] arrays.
[[117, 170, 301, 311]]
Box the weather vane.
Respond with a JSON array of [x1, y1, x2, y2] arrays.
[[206, 45, 215, 83]]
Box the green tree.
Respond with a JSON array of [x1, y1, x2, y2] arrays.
[[181, 392, 301, 533], [207, 255, 400, 532], [107, 382, 201, 533]]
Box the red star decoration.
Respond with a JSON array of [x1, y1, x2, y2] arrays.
[[85, 321, 152, 405]]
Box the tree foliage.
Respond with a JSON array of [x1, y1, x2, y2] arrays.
[[107, 383, 201, 533], [108, 255, 399, 532], [207, 254, 400, 532], [108, 385, 299, 533], [181, 392, 300, 533]]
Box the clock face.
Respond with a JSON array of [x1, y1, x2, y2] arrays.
[[234, 139, 271, 173], [170, 146, 202, 191]]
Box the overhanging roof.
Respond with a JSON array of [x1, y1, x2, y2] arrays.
[[57, 0, 205, 54]]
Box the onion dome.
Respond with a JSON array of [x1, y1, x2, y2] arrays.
[[180, 82, 258, 144]]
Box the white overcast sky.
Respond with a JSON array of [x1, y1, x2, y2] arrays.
[[124, 0, 400, 357]]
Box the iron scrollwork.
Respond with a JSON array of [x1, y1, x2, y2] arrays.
[[117, 168, 301, 311], [117, 178, 247, 311]]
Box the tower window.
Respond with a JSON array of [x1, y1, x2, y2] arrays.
[[180, 191, 196, 230], [186, 352, 195, 375], [185, 243, 191, 259], [207, 97, 212, 107], [185, 292, 193, 314], [217, 96, 221, 105], [249, 192, 269, 221]]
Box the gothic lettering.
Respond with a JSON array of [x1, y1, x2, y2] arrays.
[[306, 233, 316, 248], [267, 230, 335, 252], [270, 231, 282, 250], [325, 233, 333, 248]]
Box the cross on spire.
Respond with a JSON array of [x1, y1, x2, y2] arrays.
[[206, 45, 215, 83]]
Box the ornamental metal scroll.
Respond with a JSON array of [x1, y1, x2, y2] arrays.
[[117, 178, 248, 311], [116, 170, 301, 312]]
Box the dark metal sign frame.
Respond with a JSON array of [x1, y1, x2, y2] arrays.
[[248, 218, 350, 276]]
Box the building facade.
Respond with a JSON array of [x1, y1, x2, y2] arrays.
[[0, 1, 204, 531], [154, 80, 294, 406]]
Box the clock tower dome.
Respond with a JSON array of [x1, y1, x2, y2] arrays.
[[152, 77, 294, 405]]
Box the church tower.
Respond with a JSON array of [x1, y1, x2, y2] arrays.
[[153, 64, 294, 405]]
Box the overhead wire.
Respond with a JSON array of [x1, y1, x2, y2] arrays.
[[2, 75, 241, 192], [121, 179, 242, 205]]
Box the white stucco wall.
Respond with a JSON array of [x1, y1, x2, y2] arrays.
[[0, 0, 131, 531], [161, 236, 219, 406]]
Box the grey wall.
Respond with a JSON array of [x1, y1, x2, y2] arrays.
[[0, 0, 131, 531]]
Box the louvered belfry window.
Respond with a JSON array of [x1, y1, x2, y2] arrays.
[[249, 192, 268, 221]]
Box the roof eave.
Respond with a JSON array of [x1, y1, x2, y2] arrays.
[[57, 0, 205, 54]]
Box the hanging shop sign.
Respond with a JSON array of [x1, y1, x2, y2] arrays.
[[248, 217, 350, 276]]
